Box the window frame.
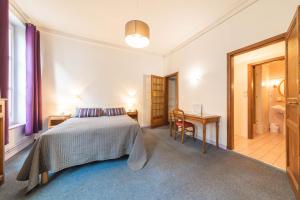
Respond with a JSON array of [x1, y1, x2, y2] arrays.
[[8, 23, 15, 126]]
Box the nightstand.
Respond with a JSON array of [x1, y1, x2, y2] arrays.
[[48, 115, 71, 129], [127, 111, 138, 121]]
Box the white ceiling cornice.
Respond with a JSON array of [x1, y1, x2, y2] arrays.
[[163, 0, 258, 57], [9, 0, 162, 56], [38, 26, 162, 56], [10, 0, 259, 57], [9, 0, 32, 24]]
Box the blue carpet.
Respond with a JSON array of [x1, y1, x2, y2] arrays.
[[0, 126, 295, 200]]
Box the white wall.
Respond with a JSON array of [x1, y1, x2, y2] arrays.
[[164, 0, 300, 148], [40, 32, 164, 128]]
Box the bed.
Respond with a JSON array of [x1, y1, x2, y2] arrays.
[[17, 115, 147, 192]]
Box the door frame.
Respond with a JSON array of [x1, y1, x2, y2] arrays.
[[165, 72, 179, 124], [227, 33, 286, 150], [247, 56, 285, 139]]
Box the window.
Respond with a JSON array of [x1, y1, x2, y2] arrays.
[[8, 24, 14, 125], [8, 22, 26, 126]]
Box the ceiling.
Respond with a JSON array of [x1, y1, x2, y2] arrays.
[[13, 0, 252, 55]]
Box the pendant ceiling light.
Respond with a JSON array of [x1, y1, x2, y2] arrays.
[[125, 0, 150, 48], [125, 20, 150, 48]]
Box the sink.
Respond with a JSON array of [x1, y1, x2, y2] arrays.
[[271, 105, 285, 114]]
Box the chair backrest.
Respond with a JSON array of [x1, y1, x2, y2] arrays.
[[173, 108, 185, 122]]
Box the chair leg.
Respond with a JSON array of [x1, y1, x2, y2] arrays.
[[181, 128, 185, 144], [170, 123, 173, 137], [174, 126, 177, 140], [192, 126, 195, 142]]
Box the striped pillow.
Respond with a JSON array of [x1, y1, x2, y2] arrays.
[[75, 108, 103, 118], [104, 107, 126, 116]]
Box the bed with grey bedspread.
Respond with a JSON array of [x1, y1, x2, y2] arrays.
[[17, 115, 147, 192]]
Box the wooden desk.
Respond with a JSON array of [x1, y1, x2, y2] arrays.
[[171, 112, 220, 153]]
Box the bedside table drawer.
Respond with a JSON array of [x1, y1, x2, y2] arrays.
[[127, 111, 138, 121], [48, 115, 71, 129]]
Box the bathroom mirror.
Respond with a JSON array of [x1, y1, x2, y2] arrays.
[[278, 80, 285, 97]]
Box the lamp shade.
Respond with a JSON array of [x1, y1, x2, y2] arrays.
[[125, 20, 150, 48]]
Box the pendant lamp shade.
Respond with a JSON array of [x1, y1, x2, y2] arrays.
[[125, 20, 150, 48]]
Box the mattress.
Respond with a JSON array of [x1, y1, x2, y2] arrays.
[[17, 115, 147, 192]]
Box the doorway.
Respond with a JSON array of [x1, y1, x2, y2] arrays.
[[232, 45, 286, 170], [165, 72, 179, 123], [228, 6, 300, 195]]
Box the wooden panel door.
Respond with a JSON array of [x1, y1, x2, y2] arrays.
[[151, 75, 166, 127], [286, 6, 300, 199]]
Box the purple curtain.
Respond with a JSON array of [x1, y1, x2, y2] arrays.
[[25, 24, 42, 135], [0, 0, 9, 144]]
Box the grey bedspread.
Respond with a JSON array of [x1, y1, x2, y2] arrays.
[[17, 115, 147, 192]]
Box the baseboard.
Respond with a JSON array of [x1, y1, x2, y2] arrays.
[[203, 138, 227, 150], [142, 125, 227, 150], [5, 136, 34, 161]]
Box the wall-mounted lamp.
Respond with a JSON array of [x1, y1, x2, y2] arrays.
[[189, 68, 204, 86], [124, 90, 137, 111]]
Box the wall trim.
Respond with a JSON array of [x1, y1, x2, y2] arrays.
[[5, 136, 34, 161], [9, 1, 161, 57], [39, 27, 162, 56], [164, 0, 258, 57], [10, 0, 259, 57], [9, 0, 32, 24]]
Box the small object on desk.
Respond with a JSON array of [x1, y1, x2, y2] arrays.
[[48, 115, 71, 129], [127, 110, 138, 121]]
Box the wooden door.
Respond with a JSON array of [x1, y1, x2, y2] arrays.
[[286, 6, 300, 199], [151, 75, 166, 127]]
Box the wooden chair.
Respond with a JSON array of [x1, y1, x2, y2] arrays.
[[173, 108, 195, 143]]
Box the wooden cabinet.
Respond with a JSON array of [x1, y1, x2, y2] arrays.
[[0, 99, 6, 185], [48, 115, 71, 129]]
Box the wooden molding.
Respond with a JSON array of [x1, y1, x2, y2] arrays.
[[247, 64, 254, 139], [248, 56, 285, 66]]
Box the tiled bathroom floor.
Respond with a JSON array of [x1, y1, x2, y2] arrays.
[[234, 133, 286, 170]]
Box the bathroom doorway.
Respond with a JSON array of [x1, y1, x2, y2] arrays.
[[248, 56, 285, 139], [165, 72, 178, 124], [232, 41, 286, 170]]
